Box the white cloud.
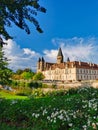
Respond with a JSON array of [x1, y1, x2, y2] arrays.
[[2, 37, 98, 72], [3, 39, 40, 72], [44, 37, 98, 63], [43, 49, 58, 62]]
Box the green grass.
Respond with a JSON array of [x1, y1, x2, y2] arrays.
[[0, 90, 28, 99]]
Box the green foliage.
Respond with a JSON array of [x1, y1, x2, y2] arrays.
[[15, 69, 23, 75], [0, 123, 32, 130], [16, 87, 32, 96], [11, 80, 18, 88], [0, 90, 27, 99], [0, 46, 12, 85], [19, 81, 25, 87], [33, 72, 45, 81], [41, 83, 48, 88], [11, 80, 42, 89], [1, 86, 98, 130], [12, 68, 35, 80], [23, 68, 33, 73], [0, 0, 46, 39], [21, 71, 33, 80], [31, 88, 45, 97], [16, 68, 34, 75]]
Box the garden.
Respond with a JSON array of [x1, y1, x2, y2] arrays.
[[0, 86, 98, 130], [0, 45, 98, 130]]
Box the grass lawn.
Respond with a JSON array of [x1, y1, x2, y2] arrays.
[[0, 90, 28, 99]]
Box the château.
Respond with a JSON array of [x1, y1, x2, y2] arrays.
[[37, 48, 98, 81]]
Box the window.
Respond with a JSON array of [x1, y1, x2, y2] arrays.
[[77, 69, 79, 73], [65, 69, 68, 74], [69, 69, 71, 73]]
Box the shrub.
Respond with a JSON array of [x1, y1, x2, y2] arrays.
[[31, 88, 45, 97], [11, 80, 18, 88], [41, 83, 48, 88], [16, 87, 32, 96]]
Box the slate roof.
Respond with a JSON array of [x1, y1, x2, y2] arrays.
[[57, 48, 63, 56]]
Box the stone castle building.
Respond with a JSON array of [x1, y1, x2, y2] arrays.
[[37, 48, 98, 81]]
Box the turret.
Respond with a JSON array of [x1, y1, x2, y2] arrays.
[[40, 57, 45, 71], [37, 57, 41, 72], [37, 57, 45, 72], [42, 57, 45, 62], [67, 57, 70, 62], [57, 48, 63, 64], [38, 57, 41, 62]]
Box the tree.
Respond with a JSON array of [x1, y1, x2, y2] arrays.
[[21, 71, 34, 80], [16, 69, 24, 75], [33, 72, 45, 80], [23, 68, 32, 73], [0, 46, 12, 85], [0, 0, 46, 39]]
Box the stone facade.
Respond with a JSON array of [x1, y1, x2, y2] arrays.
[[37, 48, 98, 81]]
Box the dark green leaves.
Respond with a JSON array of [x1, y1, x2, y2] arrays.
[[0, 0, 46, 39]]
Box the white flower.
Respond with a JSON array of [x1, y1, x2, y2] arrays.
[[32, 113, 35, 116], [53, 119, 56, 123], [35, 113, 39, 118], [92, 123, 96, 129], [11, 100, 17, 104], [58, 114, 64, 120], [69, 123, 73, 127], [42, 109, 47, 116], [82, 125, 87, 130], [47, 116, 50, 121]]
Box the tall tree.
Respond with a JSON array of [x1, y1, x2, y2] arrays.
[[33, 72, 45, 80], [0, 0, 46, 39], [21, 71, 34, 80], [0, 46, 12, 85]]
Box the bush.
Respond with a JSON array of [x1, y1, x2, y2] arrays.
[[11, 80, 43, 89], [41, 83, 48, 88], [11, 80, 18, 88], [31, 88, 45, 97], [16, 87, 32, 96]]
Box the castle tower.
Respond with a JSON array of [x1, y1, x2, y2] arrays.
[[57, 48, 63, 64], [67, 57, 70, 62], [37, 57, 41, 72], [37, 57, 45, 72], [41, 57, 45, 71]]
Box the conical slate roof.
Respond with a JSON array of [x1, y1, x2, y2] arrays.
[[38, 57, 41, 62], [57, 47, 63, 56], [67, 57, 70, 62], [42, 57, 45, 62]]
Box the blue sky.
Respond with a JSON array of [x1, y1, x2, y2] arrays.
[[3, 0, 98, 71]]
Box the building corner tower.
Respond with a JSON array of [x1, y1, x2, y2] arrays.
[[57, 47, 63, 64]]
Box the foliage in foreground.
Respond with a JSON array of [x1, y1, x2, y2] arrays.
[[0, 46, 12, 85], [0, 0, 46, 39], [0, 86, 98, 130]]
